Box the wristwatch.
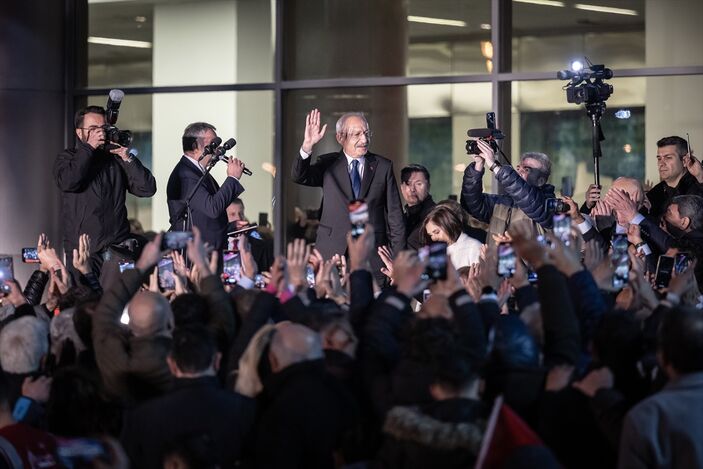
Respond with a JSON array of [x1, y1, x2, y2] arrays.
[[489, 161, 501, 172]]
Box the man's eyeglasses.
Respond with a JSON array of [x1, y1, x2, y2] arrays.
[[79, 125, 103, 132], [345, 130, 372, 140]]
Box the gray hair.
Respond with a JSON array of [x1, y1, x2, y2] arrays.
[[521, 152, 552, 178], [671, 195, 703, 231], [0, 316, 49, 373], [336, 112, 369, 134], [183, 122, 216, 139]]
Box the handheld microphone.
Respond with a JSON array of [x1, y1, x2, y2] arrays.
[[212, 138, 253, 176], [198, 137, 222, 162], [106, 89, 124, 125]]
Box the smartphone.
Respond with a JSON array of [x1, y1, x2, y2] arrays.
[[254, 273, 266, 289], [161, 231, 193, 251], [527, 270, 538, 284], [306, 265, 316, 288], [258, 212, 269, 228], [119, 261, 135, 273], [610, 234, 629, 289], [56, 437, 108, 467], [497, 242, 516, 278], [553, 214, 571, 245], [675, 252, 691, 274], [348, 199, 369, 239], [422, 289, 431, 302], [424, 242, 448, 281], [22, 247, 40, 264], [561, 175, 574, 198], [222, 250, 241, 285], [157, 257, 175, 290], [227, 224, 259, 238], [0, 256, 13, 295], [486, 111, 496, 130], [655, 255, 675, 289]]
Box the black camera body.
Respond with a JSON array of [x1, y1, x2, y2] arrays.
[[102, 125, 133, 148], [558, 63, 613, 106], [546, 198, 569, 214], [466, 112, 505, 156]]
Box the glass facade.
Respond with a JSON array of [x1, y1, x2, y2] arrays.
[[77, 0, 703, 252]]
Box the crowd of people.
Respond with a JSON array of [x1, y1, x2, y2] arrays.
[[0, 103, 702, 468]]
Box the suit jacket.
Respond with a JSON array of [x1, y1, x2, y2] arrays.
[[619, 372, 703, 469], [292, 150, 405, 259], [167, 156, 244, 251]]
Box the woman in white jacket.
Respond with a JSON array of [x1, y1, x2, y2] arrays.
[[420, 205, 483, 269]]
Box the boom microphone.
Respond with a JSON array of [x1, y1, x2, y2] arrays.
[[106, 89, 124, 125], [467, 128, 495, 139]]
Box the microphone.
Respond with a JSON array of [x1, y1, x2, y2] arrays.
[[106, 89, 124, 125], [198, 137, 222, 162], [467, 128, 495, 139], [212, 138, 253, 176]]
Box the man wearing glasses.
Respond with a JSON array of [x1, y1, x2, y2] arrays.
[[54, 105, 156, 280], [292, 109, 405, 280], [460, 138, 555, 245]]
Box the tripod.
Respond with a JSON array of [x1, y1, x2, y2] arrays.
[[586, 100, 607, 188]]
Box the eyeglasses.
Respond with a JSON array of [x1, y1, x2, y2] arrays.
[[345, 130, 372, 140], [79, 125, 103, 132]]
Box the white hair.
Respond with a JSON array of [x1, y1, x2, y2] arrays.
[[335, 112, 369, 134], [0, 316, 49, 374]]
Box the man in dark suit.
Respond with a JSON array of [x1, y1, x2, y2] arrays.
[[167, 122, 245, 251], [292, 109, 405, 278]]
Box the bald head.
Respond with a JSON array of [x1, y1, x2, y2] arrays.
[[610, 177, 645, 206], [269, 322, 323, 373], [128, 292, 173, 337]]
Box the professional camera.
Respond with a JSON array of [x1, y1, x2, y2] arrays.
[[102, 89, 133, 149], [546, 198, 569, 214], [558, 62, 613, 106], [466, 112, 505, 155]]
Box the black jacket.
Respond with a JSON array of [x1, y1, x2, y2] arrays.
[[54, 140, 156, 253], [167, 157, 244, 251], [254, 359, 358, 469], [404, 196, 436, 251], [646, 171, 703, 220], [121, 376, 255, 469]]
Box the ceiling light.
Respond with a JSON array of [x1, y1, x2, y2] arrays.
[[513, 0, 565, 7], [135, 16, 147, 23], [480, 23, 492, 30], [88, 36, 152, 48], [574, 4, 638, 15], [407, 15, 467, 27]]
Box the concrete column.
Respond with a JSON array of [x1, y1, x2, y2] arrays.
[[0, 0, 66, 284]]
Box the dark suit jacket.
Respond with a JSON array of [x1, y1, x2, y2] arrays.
[[291, 150, 405, 259], [167, 157, 244, 251]]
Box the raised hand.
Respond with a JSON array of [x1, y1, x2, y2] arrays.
[[683, 152, 703, 183], [563, 196, 585, 224], [584, 184, 601, 209], [302, 109, 327, 154], [37, 233, 62, 274], [286, 238, 311, 292], [72, 233, 92, 275], [393, 250, 428, 298], [607, 188, 638, 226], [348, 224, 375, 271], [136, 233, 165, 273], [377, 245, 395, 283]]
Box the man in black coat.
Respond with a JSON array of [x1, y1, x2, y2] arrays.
[[121, 325, 255, 469], [400, 164, 436, 251], [54, 105, 156, 278], [254, 321, 357, 469], [167, 122, 246, 251], [291, 109, 405, 279], [646, 135, 703, 220]]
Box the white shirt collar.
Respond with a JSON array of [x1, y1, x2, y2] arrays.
[[344, 152, 364, 167], [184, 155, 205, 173]]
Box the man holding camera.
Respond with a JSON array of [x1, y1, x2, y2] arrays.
[[461, 139, 555, 245], [54, 105, 156, 280]]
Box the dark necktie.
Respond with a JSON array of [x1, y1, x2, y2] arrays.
[[351, 159, 361, 199]]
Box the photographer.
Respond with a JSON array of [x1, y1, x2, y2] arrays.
[[54, 105, 156, 282], [460, 139, 555, 244]]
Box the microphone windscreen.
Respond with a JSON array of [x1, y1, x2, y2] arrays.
[[223, 138, 237, 150]]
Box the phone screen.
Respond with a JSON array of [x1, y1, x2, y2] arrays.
[[497, 242, 516, 278], [348, 199, 369, 239], [306, 265, 316, 288], [425, 242, 448, 281], [119, 261, 135, 273], [222, 250, 241, 285], [22, 248, 40, 264], [161, 231, 193, 251], [553, 214, 571, 245], [675, 252, 691, 274], [0, 256, 14, 282], [158, 257, 175, 290], [655, 255, 675, 289]]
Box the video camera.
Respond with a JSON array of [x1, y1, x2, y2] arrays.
[[102, 89, 133, 149], [557, 62, 613, 106], [466, 112, 505, 155]]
